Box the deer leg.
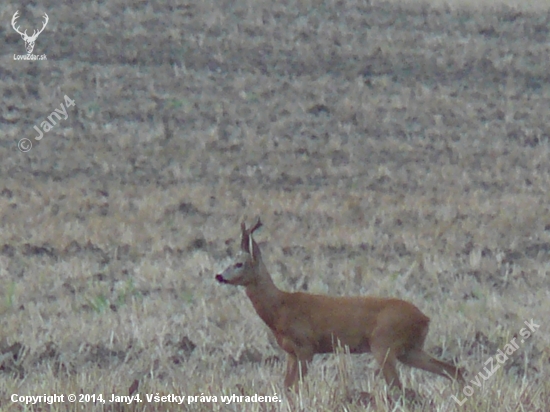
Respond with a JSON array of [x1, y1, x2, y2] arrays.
[[284, 352, 313, 390], [399, 349, 464, 382], [284, 354, 298, 388], [372, 344, 402, 390]]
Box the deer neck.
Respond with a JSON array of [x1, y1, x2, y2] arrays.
[[245, 260, 282, 331]]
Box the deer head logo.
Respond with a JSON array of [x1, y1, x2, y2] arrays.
[[11, 10, 48, 54]]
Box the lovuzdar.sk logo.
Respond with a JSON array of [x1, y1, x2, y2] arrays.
[[12, 10, 48, 60]]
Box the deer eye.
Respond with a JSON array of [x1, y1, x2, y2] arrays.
[[235, 262, 243, 268]]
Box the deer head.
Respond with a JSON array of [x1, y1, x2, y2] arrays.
[[215, 218, 263, 286], [12, 10, 49, 54]]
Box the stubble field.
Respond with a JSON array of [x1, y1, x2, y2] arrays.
[[1, 0, 550, 410]]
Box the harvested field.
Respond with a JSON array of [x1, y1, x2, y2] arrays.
[[1, 0, 549, 410]]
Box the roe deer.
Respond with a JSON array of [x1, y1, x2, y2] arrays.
[[215, 218, 464, 391]]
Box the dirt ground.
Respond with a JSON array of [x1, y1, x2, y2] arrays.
[[1, 0, 549, 410]]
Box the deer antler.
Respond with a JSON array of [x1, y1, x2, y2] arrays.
[[240, 217, 263, 255], [11, 11, 48, 41], [11, 11, 25, 37], [30, 13, 49, 40], [249, 217, 263, 235]]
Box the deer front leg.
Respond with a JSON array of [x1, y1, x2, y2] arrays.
[[284, 354, 298, 388], [284, 352, 313, 390]]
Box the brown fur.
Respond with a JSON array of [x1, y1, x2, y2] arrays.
[[216, 218, 464, 390]]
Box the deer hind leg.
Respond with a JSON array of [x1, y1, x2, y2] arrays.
[[398, 349, 464, 382], [371, 344, 402, 390]]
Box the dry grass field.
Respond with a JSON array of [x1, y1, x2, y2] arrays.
[[1, 0, 550, 410]]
